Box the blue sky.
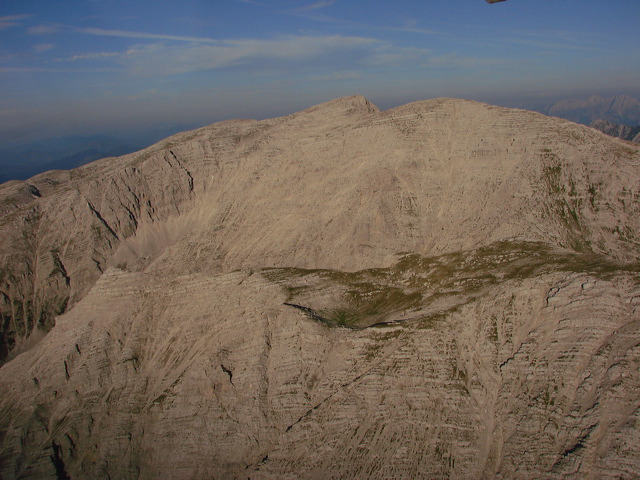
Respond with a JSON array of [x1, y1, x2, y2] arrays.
[[1, 0, 639, 144]]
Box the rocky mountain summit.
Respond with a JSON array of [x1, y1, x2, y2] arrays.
[[1, 96, 639, 479]]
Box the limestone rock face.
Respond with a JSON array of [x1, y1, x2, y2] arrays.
[[1, 255, 639, 479], [2, 95, 639, 360], [0, 96, 639, 478]]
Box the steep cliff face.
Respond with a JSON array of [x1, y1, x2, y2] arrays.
[[0, 147, 196, 359], [0, 96, 639, 478], [0, 245, 638, 479]]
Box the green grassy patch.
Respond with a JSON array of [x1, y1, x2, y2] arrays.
[[265, 240, 640, 330]]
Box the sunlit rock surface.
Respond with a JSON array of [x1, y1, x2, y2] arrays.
[[1, 96, 639, 478]]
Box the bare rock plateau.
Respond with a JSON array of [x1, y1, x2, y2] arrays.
[[1, 96, 640, 479]]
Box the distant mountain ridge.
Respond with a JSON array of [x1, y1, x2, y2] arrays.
[[589, 118, 640, 144], [0, 135, 140, 184], [543, 94, 640, 126]]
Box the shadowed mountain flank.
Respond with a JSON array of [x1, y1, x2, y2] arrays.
[[1, 96, 639, 478]]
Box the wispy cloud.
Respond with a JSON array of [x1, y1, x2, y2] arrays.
[[388, 24, 441, 36], [59, 52, 120, 62], [502, 28, 604, 53], [121, 34, 377, 76], [284, 7, 441, 36], [517, 28, 593, 43], [28, 24, 59, 35], [428, 53, 504, 69], [39, 25, 497, 79], [295, 0, 337, 12], [76, 26, 221, 44], [22, 21, 224, 43], [368, 44, 502, 71], [508, 36, 603, 53], [369, 45, 431, 66], [0, 14, 30, 30], [307, 71, 361, 82], [0, 67, 51, 73], [386, 18, 439, 35], [0, 66, 117, 73], [34, 43, 54, 53]]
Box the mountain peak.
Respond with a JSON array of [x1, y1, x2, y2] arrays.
[[298, 94, 380, 116]]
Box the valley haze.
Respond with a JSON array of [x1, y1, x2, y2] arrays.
[[1, 0, 639, 145]]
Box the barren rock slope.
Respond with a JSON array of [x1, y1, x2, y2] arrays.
[[2, 95, 640, 359], [0, 96, 639, 478]]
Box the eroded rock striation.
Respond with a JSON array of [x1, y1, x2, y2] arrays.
[[1, 96, 639, 478]]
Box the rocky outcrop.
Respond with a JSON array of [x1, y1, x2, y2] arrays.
[[0, 243, 639, 479], [0, 148, 196, 359], [0, 96, 640, 478]]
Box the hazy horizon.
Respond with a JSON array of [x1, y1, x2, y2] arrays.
[[2, 0, 640, 145]]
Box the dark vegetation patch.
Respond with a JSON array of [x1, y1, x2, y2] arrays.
[[264, 241, 640, 329]]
